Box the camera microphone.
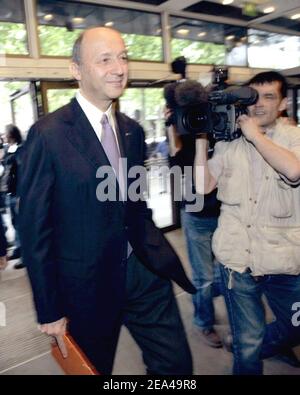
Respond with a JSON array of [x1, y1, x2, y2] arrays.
[[175, 80, 208, 107], [209, 86, 258, 106]]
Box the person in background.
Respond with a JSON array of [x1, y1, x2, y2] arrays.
[[4, 125, 24, 269], [194, 71, 300, 374], [0, 212, 7, 270], [167, 115, 222, 348]]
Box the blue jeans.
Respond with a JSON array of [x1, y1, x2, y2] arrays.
[[220, 264, 300, 375], [8, 195, 20, 250], [181, 210, 221, 330]]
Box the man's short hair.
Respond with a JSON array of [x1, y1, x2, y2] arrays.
[[248, 71, 288, 99], [72, 31, 85, 65], [71, 27, 121, 65]]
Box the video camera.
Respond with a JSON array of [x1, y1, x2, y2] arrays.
[[164, 58, 258, 141]]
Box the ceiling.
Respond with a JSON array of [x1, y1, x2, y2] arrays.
[[1, 0, 299, 34], [123, 0, 300, 77], [124, 0, 300, 32]]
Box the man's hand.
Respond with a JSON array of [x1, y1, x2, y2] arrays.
[[0, 256, 7, 270], [39, 317, 68, 358], [237, 114, 262, 142]]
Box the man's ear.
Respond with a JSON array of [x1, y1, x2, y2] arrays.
[[69, 62, 81, 81], [279, 97, 288, 112]]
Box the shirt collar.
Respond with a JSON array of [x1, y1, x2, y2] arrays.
[[7, 143, 18, 153], [76, 91, 115, 128]]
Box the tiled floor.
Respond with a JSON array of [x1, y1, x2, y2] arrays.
[[0, 229, 299, 375]]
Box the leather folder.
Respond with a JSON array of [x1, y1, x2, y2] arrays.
[[51, 333, 99, 375]]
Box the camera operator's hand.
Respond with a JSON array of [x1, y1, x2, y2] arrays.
[[164, 106, 183, 155], [237, 114, 262, 143], [195, 133, 208, 139], [164, 107, 173, 121]]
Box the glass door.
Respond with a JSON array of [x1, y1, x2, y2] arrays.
[[40, 81, 79, 114], [119, 87, 175, 229], [0, 81, 37, 140]]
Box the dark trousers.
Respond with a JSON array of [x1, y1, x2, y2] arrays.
[[70, 253, 193, 375], [0, 214, 7, 256], [123, 253, 193, 375]]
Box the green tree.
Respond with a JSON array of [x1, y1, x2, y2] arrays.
[[38, 26, 164, 61], [172, 38, 225, 64], [39, 26, 82, 57], [0, 23, 28, 54], [122, 34, 163, 61], [47, 89, 78, 113]]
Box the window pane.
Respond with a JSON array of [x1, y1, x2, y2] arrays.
[[12, 92, 35, 136], [37, 0, 162, 60], [119, 88, 173, 228], [248, 29, 300, 69], [0, 0, 28, 55], [170, 16, 247, 66], [46, 89, 78, 113]]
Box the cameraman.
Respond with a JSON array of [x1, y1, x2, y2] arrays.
[[166, 109, 222, 348], [194, 71, 300, 375]]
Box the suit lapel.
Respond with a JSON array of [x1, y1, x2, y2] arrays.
[[64, 98, 110, 171], [115, 110, 136, 170], [64, 99, 131, 203], [115, 111, 127, 159]]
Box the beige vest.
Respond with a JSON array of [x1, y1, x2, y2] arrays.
[[212, 120, 300, 275]]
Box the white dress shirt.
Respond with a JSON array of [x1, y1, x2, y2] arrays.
[[76, 91, 121, 154]]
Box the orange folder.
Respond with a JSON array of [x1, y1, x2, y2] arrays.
[[51, 333, 99, 375]]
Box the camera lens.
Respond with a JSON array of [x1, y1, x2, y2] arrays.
[[183, 106, 209, 131]]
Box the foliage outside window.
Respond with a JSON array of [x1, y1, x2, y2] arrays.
[[122, 34, 162, 61], [0, 22, 27, 54], [37, 0, 163, 61], [0, 0, 28, 55], [39, 26, 81, 57], [39, 25, 163, 61], [170, 16, 247, 66], [172, 38, 225, 65], [46, 89, 78, 113]]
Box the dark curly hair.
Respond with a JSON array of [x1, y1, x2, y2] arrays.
[[5, 124, 22, 145]]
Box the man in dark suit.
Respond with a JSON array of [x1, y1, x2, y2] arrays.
[[19, 27, 195, 375]]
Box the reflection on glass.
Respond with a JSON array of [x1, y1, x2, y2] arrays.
[[37, 0, 162, 60], [170, 16, 247, 66], [248, 29, 300, 69], [120, 88, 173, 228]]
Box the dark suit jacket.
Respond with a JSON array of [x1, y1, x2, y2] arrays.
[[19, 98, 195, 343]]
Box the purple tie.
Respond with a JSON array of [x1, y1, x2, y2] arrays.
[[101, 114, 132, 256], [101, 114, 125, 199]]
